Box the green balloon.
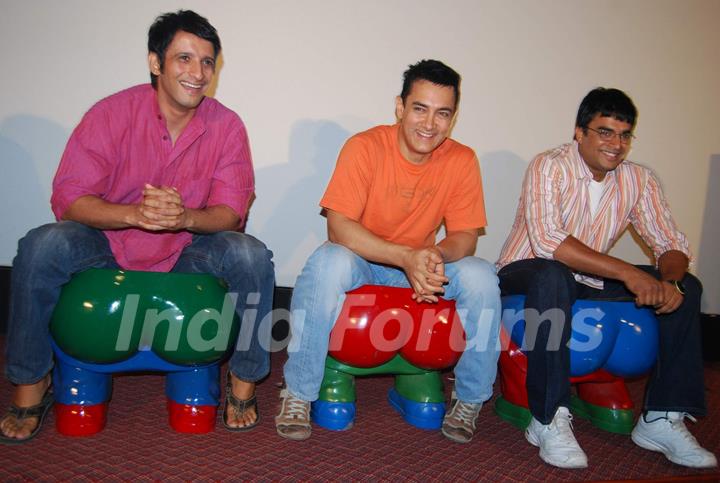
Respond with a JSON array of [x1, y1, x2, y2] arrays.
[[50, 269, 240, 365]]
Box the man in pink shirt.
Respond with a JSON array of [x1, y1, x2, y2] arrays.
[[1, 10, 274, 443], [497, 88, 716, 469]]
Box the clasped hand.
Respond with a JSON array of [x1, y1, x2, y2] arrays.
[[625, 269, 683, 314], [134, 184, 187, 231], [402, 246, 449, 303]]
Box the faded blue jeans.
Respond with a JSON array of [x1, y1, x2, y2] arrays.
[[5, 221, 274, 385], [283, 242, 501, 403]]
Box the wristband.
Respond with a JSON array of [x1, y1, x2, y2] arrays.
[[667, 280, 686, 295]]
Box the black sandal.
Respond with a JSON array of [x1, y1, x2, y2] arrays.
[[0, 385, 54, 445], [222, 372, 259, 432]]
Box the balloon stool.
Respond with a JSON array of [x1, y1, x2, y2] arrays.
[[50, 269, 239, 436]]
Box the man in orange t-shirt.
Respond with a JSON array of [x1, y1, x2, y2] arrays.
[[275, 60, 501, 444]]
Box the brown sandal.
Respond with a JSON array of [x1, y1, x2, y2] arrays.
[[222, 372, 259, 432], [0, 385, 54, 445]]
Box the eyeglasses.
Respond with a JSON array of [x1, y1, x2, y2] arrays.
[[586, 127, 635, 144]]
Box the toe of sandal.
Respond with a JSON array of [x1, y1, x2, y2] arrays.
[[0, 385, 54, 445], [223, 373, 259, 432]]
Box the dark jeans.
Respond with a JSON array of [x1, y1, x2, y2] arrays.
[[498, 258, 706, 425], [5, 221, 275, 385]]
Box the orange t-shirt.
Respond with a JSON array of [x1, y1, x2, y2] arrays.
[[320, 124, 487, 248]]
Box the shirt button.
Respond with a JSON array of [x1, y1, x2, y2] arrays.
[[157, 115, 162, 120], [162, 135, 168, 141]]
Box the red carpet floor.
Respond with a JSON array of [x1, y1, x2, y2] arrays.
[[1, 343, 719, 481]]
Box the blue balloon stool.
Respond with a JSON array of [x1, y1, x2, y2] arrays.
[[495, 295, 659, 434]]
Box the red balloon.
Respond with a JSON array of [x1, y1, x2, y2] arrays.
[[329, 285, 465, 370], [401, 295, 464, 369]]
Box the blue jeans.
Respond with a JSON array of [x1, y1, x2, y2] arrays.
[[283, 242, 501, 403], [5, 221, 275, 385]]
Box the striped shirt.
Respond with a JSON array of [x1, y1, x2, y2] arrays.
[[496, 142, 690, 288]]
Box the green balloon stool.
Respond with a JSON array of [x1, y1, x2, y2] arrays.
[[49, 269, 239, 436]]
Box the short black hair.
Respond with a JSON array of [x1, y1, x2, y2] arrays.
[[575, 87, 638, 129], [400, 59, 461, 109], [148, 10, 221, 88]]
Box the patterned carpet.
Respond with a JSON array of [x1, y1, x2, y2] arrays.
[[1, 344, 719, 481]]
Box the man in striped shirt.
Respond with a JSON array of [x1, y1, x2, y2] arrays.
[[496, 88, 716, 469]]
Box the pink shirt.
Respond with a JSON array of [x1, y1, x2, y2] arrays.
[[496, 142, 690, 288], [51, 84, 254, 272]]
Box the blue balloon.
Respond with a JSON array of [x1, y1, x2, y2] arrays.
[[501, 295, 658, 377]]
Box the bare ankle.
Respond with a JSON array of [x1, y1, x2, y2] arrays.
[[230, 375, 255, 399], [12, 375, 51, 407]]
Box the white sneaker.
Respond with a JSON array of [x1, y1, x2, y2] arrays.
[[631, 411, 718, 468], [525, 407, 588, 469]]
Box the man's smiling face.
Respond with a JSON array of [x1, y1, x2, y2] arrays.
[[575, 114, 634, 181], [395, 79, 456, 165], [149, 30, 216, 114]]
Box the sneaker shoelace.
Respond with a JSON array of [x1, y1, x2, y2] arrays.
[[667, 413, 701, 446], [281, 392, 309, 421], [548, 411, 577, 444], [451, 401, 478, 427]]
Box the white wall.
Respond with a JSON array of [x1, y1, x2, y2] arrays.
[[1, 0, 718, 311]]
